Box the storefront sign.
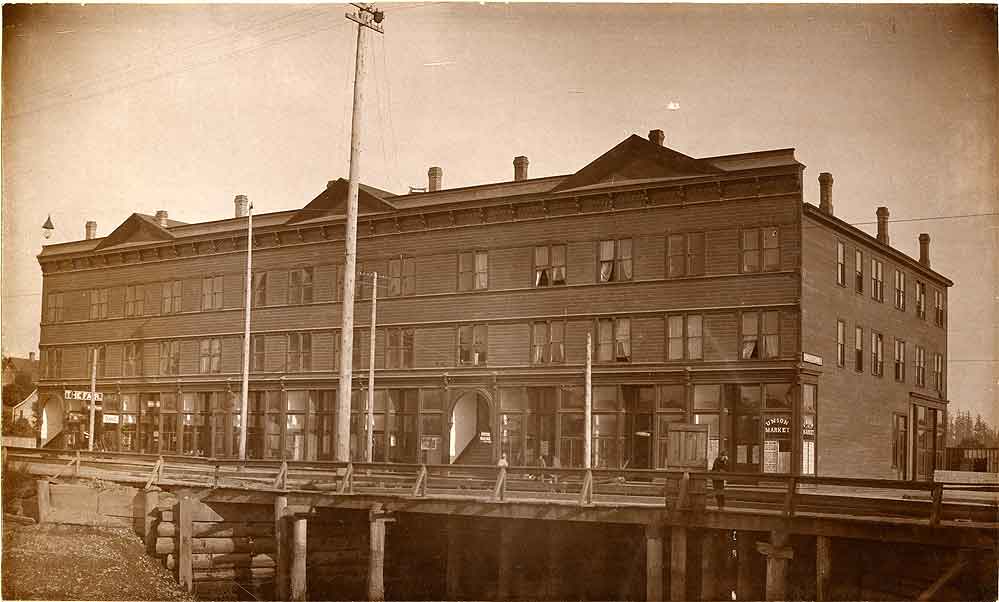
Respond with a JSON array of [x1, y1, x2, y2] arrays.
[[479, 432, 492, 443], [801, 352, 823, 366], [65, 390, 104, 402], [103, 414, 119, 425], [802, 415, 816, 437], [764, 416, 791, 435]]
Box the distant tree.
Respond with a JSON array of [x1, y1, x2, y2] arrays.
[[950, 410, 998, 448], [1, 414, 35, 438]]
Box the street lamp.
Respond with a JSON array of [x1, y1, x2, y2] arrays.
[[42, 215, 54, 240]]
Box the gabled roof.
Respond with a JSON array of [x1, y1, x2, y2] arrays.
[[2, 356, 38, 377], [94, 213, 177, 251], [286, 178, 397, 225], [551, 134, 723, 193]]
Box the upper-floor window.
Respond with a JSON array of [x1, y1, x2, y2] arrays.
[[836, 242, 846, 286], [385, 327, 414, 369], [42, 348, 63, 379], [915, 281, 926, 319], [202, 276, 223, 310], [162, 280, 182, 314], [458, 324, 487, 365], [46, 293, 65, 323], [933, 353, 944, 393], [458, 251, 488, 291], [531, 321, 565, 364], [854, 249, 864, 293], [741, 311, 779, 359], [159, 340, 180, 375], [534, 245, 566, 287], [871, 332, 884, 377], [287, 332, 313, 372], [251, 335, 266, 371], [870, 259, 884, 302], [87, 345, 107, 377], [741, 227, 779, 273], [125, 285, 145, 317], [894, 339, 906, 382], [388, 257, 415, 297], [90, 288, 109, 320], [596, 317, 631, 362], [934, 290, 945, 327], [667, 314, 703, 360], [122, 342, 143, 377], [252, 273, 268, 308], [854, 326, 864, 372], [289, 267, 314, 305], [894, 270, 906, 310], [199, 338, 222, 374], [914, 346, 926, 387], [598, 238, 633, 282], [836, 320, 846, 367], [668, 233, 705, 278]]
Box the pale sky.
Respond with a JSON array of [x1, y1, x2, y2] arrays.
[[2, 3, 996, 423]]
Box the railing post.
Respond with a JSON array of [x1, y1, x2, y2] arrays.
[[816, 535, 832, 602], [929, 483, 943, 526], [493, 466, 507, 502], [74, 450, 80, 478], [645, 523, 665, 602], [290, 516, 308, 601], [669, 526, 687, 601], [275, 495, 289, 600], [783, 477, 797, 517], [143, 487, 160, 554]]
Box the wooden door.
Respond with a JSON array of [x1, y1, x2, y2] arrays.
[[666, 423, 709, 470]]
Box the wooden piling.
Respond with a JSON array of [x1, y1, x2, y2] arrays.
[[700, 530, 716, 601], [368, 506, 387, 602], [35, 480, 51, 523], [446, 518, 461, 600], [497, 520, 514, 600], [669, 526, 686, 601], [645, 524, 664, 602], [546, 523, 561, 599], [178, 496, 194, 592], [757, 530, 793, 602], [290, 517, 307, 601], [816, 535, 831, 602], [737, 531, 756, 601], [275, 495, 289, 601]]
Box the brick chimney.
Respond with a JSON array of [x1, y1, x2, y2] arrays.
[[818, 172, 834, 215], [428, 166, 443, 192], [876, 207, 890, 245], [513, 156, 529, 181], [85, 220, 97, 240], [919, 233, 931, 268], [648, 129, 665, 146], [155, 210, 169, 227], [234, 194, 249, 218]]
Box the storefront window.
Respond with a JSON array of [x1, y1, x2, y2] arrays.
[[765, 383, 793, 410], [695, 414, 720, 468], [388, 389, 419, 463], [285, 391, 308, 460], [657, 414, 686, 468], [161, 393, 178, 453], [592, 414, 618, 468], [141, 394, 160, 453], [501, 414, 524, 466], [560, 413, 584, 468], [658, 385, 686, 412], [693, 385, 720, 410], [593, 386, 618, 411], [763, 415, 792, 473]]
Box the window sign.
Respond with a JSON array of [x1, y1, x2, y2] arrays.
[[764, 416, 791, 435]]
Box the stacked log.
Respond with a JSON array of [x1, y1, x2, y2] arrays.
[[152, 496, 276, 599]]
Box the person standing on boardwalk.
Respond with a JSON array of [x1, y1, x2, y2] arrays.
[[497, 453, 509, 468], [711, 449, 730, 510]]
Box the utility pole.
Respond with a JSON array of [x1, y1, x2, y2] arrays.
[[366, 272, 378, 462], [584, 333, 592, 469], [337, 3, 384, 462], [88, 348, 97, 451], [239, 202, 253, 460]]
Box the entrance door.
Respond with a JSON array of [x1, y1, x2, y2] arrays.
[[449, 392, 493, 464], [892, 413, 908, 480]]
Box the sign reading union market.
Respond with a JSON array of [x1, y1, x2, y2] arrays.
[[764, 415, 791, 435]]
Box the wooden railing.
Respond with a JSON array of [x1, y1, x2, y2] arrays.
[[945, 447, 999, 473], [4, 446, 997, 528]]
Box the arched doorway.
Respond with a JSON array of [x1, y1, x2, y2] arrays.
[[448, 390, 493, 464]]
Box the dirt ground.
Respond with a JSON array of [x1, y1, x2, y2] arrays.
[[2, 521, 195, 601]]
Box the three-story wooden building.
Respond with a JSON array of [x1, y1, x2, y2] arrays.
[[36, 130, 951, 479]]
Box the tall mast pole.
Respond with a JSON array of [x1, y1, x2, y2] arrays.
[[338, 4, 384, 462], [88, 348, 97, 451], [366, 272, 377, 462], [584, 333, 592, 469], [239, 202, 253, 459]]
